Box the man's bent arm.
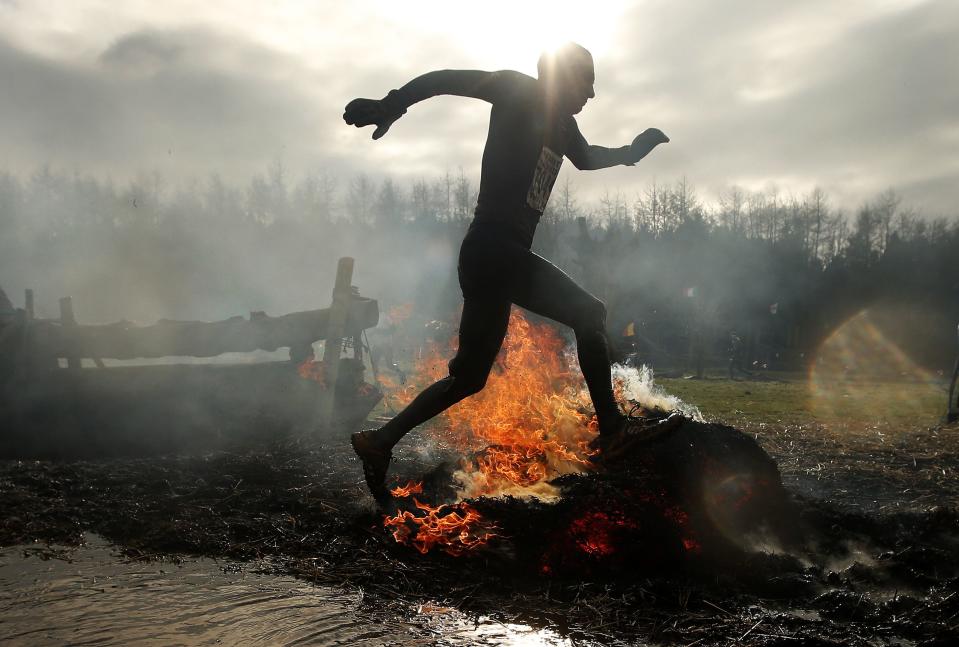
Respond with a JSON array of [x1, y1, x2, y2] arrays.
[[384, 70, 512, 113], [565, 122, 634, 170], [566, 121, 669, 170]]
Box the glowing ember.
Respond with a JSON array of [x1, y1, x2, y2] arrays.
[[663, 506, 702, 554], [567, 510, 638, 557], [383, 499, 497, 556], [682, 538, 702, 552], [390, 480, 424, 498], [297, 354, 326, 384]]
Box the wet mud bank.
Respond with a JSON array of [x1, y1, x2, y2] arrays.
[[2, 426, 958, 646]]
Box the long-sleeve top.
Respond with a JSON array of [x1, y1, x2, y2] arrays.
[[384, 70, 633, 242]]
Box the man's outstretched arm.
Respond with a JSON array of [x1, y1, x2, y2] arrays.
[[344, 70, 511, 139], [566, 122, 670, 170]]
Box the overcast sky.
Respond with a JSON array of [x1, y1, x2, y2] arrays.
[[1, 0, 956, 216]]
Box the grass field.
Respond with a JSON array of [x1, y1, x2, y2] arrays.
[[652, 373, 958, 513], [657, 373, 948, 430]]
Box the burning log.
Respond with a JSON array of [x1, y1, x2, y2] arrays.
[[377, 310, 797, 576], [541, 419, 792, 574], [385, 417, 796, 577]]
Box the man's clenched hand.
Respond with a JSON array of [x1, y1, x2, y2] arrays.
[[626, 128, 670, 165], [343, 98, 404, 140]]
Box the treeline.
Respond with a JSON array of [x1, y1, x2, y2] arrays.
[[1, 164, 956, 372]]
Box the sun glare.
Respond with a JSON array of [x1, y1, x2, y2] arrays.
[[373, 0, 628, 69], [808, 309, 942, 424]]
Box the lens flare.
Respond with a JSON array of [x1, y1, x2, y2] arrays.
[[808, 309, 942, 423]]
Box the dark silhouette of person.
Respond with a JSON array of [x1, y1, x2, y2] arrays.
[[344, 43, 671, 500], [728, 331, 747, 379]]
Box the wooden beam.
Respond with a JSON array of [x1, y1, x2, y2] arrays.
[[33, 299, 378, 361]]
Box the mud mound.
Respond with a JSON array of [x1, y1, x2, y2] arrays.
[[388, 417, 798, 576]]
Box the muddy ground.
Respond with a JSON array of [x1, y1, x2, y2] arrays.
[[2, 417, 958, 646]]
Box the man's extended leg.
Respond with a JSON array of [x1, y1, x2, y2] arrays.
[[507, 250, 622, 433], [512, 252, 683, 462], [352, 297, 511, 498], [380, 298, 510, 446], [507, 251, 685, 455]]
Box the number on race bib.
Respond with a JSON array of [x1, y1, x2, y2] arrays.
[[526, 147, 563, 212]]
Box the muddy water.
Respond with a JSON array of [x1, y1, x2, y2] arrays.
[[0, 535, 582, 646]]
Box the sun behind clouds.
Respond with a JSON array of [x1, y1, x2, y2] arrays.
[[373, 0, 628, 69]]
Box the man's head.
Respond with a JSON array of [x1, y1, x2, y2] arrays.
[[537, 42, 595, 115]]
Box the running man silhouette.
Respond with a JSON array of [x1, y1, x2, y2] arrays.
[[345, 43, 671, 500]]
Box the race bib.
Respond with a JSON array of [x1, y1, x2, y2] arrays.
[[526, 146, 563, 212]]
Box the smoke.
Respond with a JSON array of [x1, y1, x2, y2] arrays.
[[0, 164, 465, 328], [612, 363, 704, 421], [3, 161, 956, 379]]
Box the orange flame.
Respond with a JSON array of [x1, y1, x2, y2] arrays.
[[383, 499, 497, 556], [378, 310, 703, 559], [388, 303, 414, 325], [297, 354, 326, 384], [390, 480, 424, 498], [420, 311, 597, 497], [381, 310, 604, 554], [376, 372, 403, 391]]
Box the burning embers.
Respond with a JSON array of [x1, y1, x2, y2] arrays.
[[298, 354, 380, 398], [385, 481, 497, 556], [390, 311, 596, 497], [377, 310, 788, 566], [297, 354, 327, 385], [380, 311, 601, 555], [567, 510, 638, 557], [298, 354, 383, 432]]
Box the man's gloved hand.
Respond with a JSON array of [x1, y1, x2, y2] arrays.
[[343, 94, 406, 140], [626, 128, 670, 165]]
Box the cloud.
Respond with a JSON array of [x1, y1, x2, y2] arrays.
[[0, 27, 367, 182], [584, 0, 959, 213], [0, 1, 955, 215]]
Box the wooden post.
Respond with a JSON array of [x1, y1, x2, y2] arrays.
[[317, 257, 354, 431], [948, 323, 959, 423], [694, 328, 705, 380], [352, 327, 363, 363], [59, 296, 81, 369], [15, 289, 34, 378]]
